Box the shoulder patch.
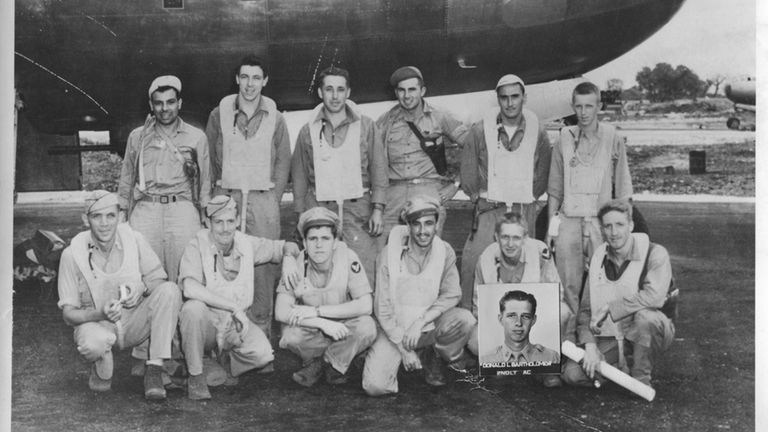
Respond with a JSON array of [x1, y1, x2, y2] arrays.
[[541, 247, 551, 260], [350, 261, 361, 273]]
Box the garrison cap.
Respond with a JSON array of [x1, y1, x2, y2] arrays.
[[495, 74, 525, 92], [401, 195, 441, 224], [390, 66, 424, 87], [205, 195, 237, 218], [298, 207, 339, 239], [84, 190, 119, 215], [148, 75, 182, 98]]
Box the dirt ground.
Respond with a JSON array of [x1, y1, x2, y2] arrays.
[[11, 201, 754, 432]]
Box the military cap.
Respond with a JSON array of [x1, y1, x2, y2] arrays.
[[148, 75, 182, 98], [297, 207, 339, 239], [205, 195, 237, 218], [495, 74, 525, 92], [84, 190, 119, 215], [390, 66, 424, 87], [400, 195, 441, 224]]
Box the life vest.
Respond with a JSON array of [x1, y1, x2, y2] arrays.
[[482, 109, 538, 206], [219, 94, 277, 191], [308, 102, 364, 202], [560, 124, 615, 217], [69, 223, 143, 312], [478, 239, 543, 284], [197, 229, 255, 326], [588, 233, 650, 337], [386, 225, 447, 333], [290, 242, 354, 307]]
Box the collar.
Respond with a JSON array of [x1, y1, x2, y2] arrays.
[[314, 103, 360, 125], [501, 342, 534, 362], [154, 117, 189, 137], [496, 112, 526, 129], [391, 100, 432, 122], [234, 94, 270, 116], [207, 230, 244, 260], [88, 230, 123, 256]]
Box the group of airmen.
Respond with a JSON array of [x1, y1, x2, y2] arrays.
[[57, 54, 677, 401]]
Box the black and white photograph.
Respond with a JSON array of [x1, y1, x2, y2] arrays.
[[477, 283, 560, 376], [5, 0, 760, 430]]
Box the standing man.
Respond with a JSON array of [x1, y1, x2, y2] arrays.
[[376, 66, 468, 242], [458, 74, 551, 310], [118, 75, 210, 283], [562, 200, 675, 389], [57, 191, 181, 399], [205, 55, 292, 337], [547, 82, 633, 326], [177, 195, 301, 400], [275, 207, 377, 388], [363, 196, 475, 396], [291, 66, 388, 287]]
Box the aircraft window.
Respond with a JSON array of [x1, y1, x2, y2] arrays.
[[163, 0, 183, 9]]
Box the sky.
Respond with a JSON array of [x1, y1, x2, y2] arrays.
[[585, 0, 756, 89]]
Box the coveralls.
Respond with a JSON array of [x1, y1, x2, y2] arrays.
[[57, 224, 181, 375], [561, 233, 675, 387], [278, 243, 377, 374], [206, 94, 291, 337], [363, 226, 475, 396], [375, 101, 468, 246], [291, 102, 388, 288], [458, 110, 551, 310], [177, 229, 286, 377], [547, 123, 632, 319]]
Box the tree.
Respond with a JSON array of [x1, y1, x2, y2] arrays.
[[708, 74, 727, 96], [635, 63, 707, 102]]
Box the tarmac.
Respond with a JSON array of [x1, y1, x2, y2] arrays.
[[11, 198, 755, 431]]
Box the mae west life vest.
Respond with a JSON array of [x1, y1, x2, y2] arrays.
[[482, 109, 539, 206]]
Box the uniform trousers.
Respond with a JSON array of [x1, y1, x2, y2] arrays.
[[279, 315, 377, 373], [459, 201, 539, 310], [73, 282, 181, 367], [362, 307, 475, 396], [562, 309, 675, 386], [179, 299, 274, 377], [553, 215, 602, 317], [130, 200, 201, 283], [214, 186, 281, 337]]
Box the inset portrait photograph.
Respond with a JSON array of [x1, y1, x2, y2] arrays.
[[477, 283, 560, 376]]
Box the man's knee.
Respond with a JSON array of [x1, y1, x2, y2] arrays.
[[352, 315, 378, 341], [150, 281, 182, 307], [633, 309, 665, 334], [278, 326, 310, 350], [75, 323, 116, 362], [446, 308, 476, 332]]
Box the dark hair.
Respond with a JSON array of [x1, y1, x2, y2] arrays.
[[317, 66, 351, 88], [494, 212, 528, 236], [572, 81, 600, 102], [597, 199, 633, 224], [151, 85, 181, 99], [237, 54, 268, 77], [499, 290, 537, 315]]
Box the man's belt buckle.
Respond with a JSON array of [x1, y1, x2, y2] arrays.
[[159, 195, 174, 204]]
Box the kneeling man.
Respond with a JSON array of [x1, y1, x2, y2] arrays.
[[276, 207, 377, 387], [363, 196, 475, 396], [178, 195, 301, 400], [562, 200, 675, 388], [57, 190, 181, 399]]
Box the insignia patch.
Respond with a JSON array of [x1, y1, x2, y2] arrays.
[[351, 261, 361, 273], [541, 247, 551, 260]]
